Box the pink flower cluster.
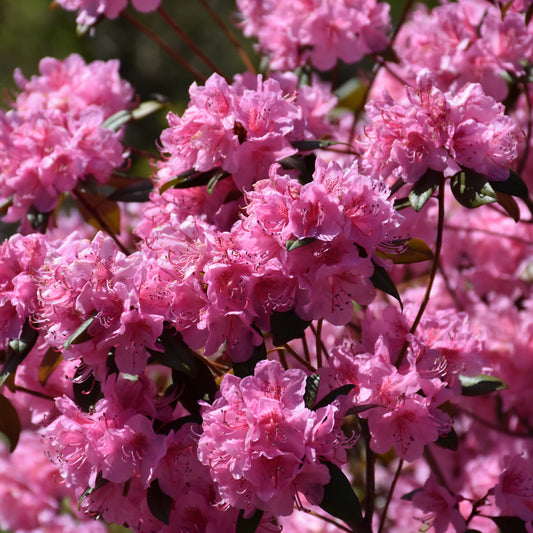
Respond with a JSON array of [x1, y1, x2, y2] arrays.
[[359, 69, 523, 184], [197, 359, 348, 516], [157, 72, 336, 193], [388, 0, 533, 101], [56, 0, 161, 27], [0, 54, 133, 228], [236, 0, 391, 70]]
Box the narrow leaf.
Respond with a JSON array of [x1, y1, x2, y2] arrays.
[[459, 374, 507, 396], [401, 488, 422, 501], [236, 509, 264, 533], [148, 326, 198, 376], [313, 384, 355, 411], [408, 169, 441, 212], [319, 461, 363, 526], [495, 191, 520, 222], [107, 180, 154, 203], [0, 320, 39, 388], [0, 394, 21, 452], [377, 238, 433, 264], [304, 375, 321, 409], [76, 191, 121, 235], [344, 403, 379, 416], [130, 100, 167, 121], [147, 480, 173, 525], [490, 170, 529, 199], [370, 261, 403, 310], [101, 110, 132, 132], [207, 170, 229, 195], [290, 139, 339, 151], [38, 347, 63, 387], [64, 317, 95, 350], [159, 167, 229, 194], [286, 237, 316, 251]]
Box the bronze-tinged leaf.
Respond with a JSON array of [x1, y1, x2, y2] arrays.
[[76, 191, 121, 235], [0, 394, 21, 452], [38, 347, 63, 387], [378, 238, 433, 264], [495, 191, 520, 222]]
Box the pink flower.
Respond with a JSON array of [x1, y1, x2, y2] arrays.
[[236, 0, 390, 71], [412, 475, 466, 533], [495, 454, 533, 521], [360, 69, 523, 184], [197, 359, 348, 516], [56, 0, 161, 27]]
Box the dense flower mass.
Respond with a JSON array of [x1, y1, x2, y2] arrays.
[[4, 0, 533, 531], [236, 0, 391, 70], [197, 360, 348, 515], [359, 69, 523, 184], [0, 54, 133, 228]]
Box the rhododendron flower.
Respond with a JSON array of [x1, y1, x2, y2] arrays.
[[197, 360, 349, 516], [236, 0, 390, 70], [412, 475, 466, 533], [360, 69, 523, 184], [56, 0, 161, 27], [494, 454, 533, 521]]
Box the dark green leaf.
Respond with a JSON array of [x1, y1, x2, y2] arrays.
[[459, 374, 507, 397], [159, 167, 230, 194], [450, 169, 498, 208], [313, 384, 355, 411], [490, 516, 529, 533], [78, 474, 108, 511], [148, 325, 198, 376], [270, 309, 311, 346], [435, 426, 458, 451], [370, 261, 403, 310], [304, 375, 321, 409], [400, 488, 422, 501], [290, 139, 339, 151], [345, 403, 379, 416], [236, 509, 264, 533], [527, 2, 533, 25], [147, 479, 173, 525], [0, 394, 21, 452], [286, 237, 316, 251], [64, 317, 95, 350], [107, 180, 154, 203], [408, 169, 442, 212], [233, 341, 267, 379], [393, 196, 412, 210], [0, 320, 39, 388], [490, 170, 528, 199], [73, 367, 102, 412], [319, 460, 363, 527]]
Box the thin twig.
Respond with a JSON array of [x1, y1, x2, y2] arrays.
[[280, 344, 317, 372], [157, 6, 228, 79], [378, 459, 404, 533], [122, 11, 206, 83], [396, 180, 445, 367], [197, 0, 257, 74]]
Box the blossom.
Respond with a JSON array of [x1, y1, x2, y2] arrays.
[[494, 454, 533, 521], [359, 69, 523, 184], [236, 0, 390, 71], [412, 475, 466, 533], [197, 359, 348, 516], [55, 0, 161, 27]]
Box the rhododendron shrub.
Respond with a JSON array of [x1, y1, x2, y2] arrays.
[[2, 0, 533, 532]]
